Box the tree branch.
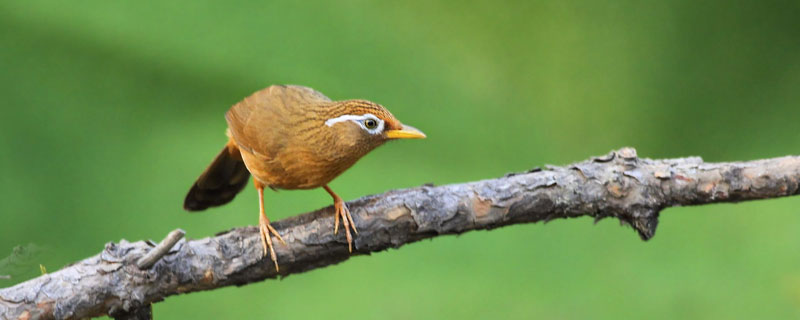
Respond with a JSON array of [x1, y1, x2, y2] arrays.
[[2, 147, 799, 319]]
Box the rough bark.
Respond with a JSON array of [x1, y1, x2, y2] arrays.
[[2, 147, 800, 320]]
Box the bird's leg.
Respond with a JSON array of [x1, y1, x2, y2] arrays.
[[256, 181, 285, 271], [323, 185, 358, 252]]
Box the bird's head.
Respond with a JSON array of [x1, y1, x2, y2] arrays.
[[324, 99, 426, 154]]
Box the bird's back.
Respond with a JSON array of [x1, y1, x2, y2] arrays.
[[225, 85, 345, 189], [226, 85, 332, 153]]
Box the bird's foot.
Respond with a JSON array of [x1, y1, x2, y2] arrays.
[[333, 200, 358, 252], [259, 213, 286, 271]]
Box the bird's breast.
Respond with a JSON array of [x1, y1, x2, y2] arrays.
[[238, 142, 363, 190]]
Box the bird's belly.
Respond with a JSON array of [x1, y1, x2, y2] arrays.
[[239, 147, 351, 190]]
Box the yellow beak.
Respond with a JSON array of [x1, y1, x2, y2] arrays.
[[385, 124, 426, 139]]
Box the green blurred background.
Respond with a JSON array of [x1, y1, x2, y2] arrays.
[[2, 1, 800, 319]]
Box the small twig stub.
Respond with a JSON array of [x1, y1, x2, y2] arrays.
[[136, 229, 186, 270]]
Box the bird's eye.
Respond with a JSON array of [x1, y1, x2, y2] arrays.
[[364, 118, 378, 129]]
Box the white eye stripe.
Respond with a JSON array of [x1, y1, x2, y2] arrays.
[[324, 114, 373, 127], [325, 113, 385, 135]]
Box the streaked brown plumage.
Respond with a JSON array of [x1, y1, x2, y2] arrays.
[[185, 85, 425, 270]]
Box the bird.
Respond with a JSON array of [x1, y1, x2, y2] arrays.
[[183, 85, 426, 270]]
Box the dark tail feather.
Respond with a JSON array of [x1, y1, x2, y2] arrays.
[[184, 140, 250, 211]]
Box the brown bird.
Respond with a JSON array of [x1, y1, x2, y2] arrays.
[[184, 85, 425, 270]]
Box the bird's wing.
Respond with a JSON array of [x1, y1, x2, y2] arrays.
[[225, 85, 332, 158]]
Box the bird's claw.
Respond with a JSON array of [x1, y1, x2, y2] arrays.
[[259, 214, 283, 271], [333, 201, 358, 252]]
